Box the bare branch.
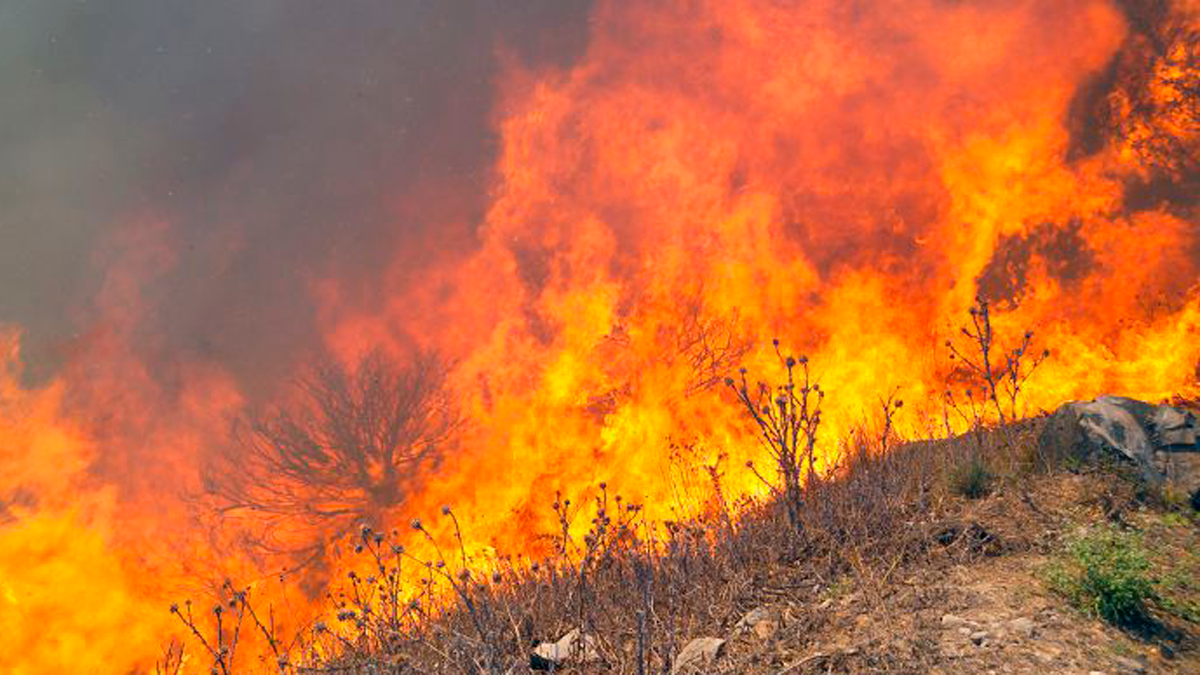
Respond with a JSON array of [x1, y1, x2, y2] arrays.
[[206, 349, 462, 552]]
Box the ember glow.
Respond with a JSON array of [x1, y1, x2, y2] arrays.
[[2, 0, 1198, 671]]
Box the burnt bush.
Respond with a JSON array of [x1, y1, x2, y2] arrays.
[[205, 350, 461, 555]]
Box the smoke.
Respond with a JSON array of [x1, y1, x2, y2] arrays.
[[0, 0, 591, 390]]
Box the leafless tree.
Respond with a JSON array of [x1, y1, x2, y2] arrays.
[[207, 350, 461, 553], [674, 292, 753, 396]]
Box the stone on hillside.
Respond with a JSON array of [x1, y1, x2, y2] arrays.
[[753, 619, 779, 640], [735, 606, 779, 639], [940, 614, 976, 630], [671, 637, 726, 674], [1005, 617, 1036, 638], [530, 628, 599, 670], [1113, 654, 1149, 674], [1039, 396, 1200, 506]]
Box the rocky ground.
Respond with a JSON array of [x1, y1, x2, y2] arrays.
[[668, 471, 1200, 675], [301, 405, 1200, 675]]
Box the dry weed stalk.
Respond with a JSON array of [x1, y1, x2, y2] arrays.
[[945, 297, 1049, 426], [725, 339, 824, 528], [169, 311, 1065, 673]]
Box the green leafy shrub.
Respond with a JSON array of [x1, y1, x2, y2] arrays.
[[1048, 526, 1157, 627]]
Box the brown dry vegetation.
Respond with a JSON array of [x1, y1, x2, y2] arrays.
[[167, 305, 1199, 674], [169, 414, 1200, 675]]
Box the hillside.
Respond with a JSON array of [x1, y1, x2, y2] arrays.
[[172, 410, 1200, 674]]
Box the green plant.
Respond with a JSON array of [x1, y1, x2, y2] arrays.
[[951, 455, 994, 499], [1161, 511, 1191, 528], [1047, 526, 1157, 627]]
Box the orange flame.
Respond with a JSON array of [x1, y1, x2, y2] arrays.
[[3, 0, 1200, 671]]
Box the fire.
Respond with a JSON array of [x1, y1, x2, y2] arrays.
[[326, 0, 1200, 551], [0, 332, 168, 674], [2, 0, 1199, 671]]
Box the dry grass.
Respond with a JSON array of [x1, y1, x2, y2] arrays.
[[167, 309, 1196, 674], [173, 412, 1155, 674]]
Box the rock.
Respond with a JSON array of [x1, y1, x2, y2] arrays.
[[737, 606, 772, 626], [1036, 651, 1057, 664], [735, 606, 780, 640], [1006, 617, 1036, 638], [940, 614, 975, 629], [530, 628, 599, 670], [969, 630, 989, 646], [671, 637, 726, 674], [1113, 655, 1147, 674], [931, 521, 1002, 555], [1154, 405, 1198, 446], [1039, 396, 1200, 505], [753, 619, 779, 640]]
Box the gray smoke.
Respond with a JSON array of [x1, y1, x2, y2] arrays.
[[0, 0, 591, 389]]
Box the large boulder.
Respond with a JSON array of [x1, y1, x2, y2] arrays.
[[1039, 396, 1200, 506]]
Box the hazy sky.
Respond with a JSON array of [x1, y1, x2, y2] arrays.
[[0, 0, 591, 385]]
